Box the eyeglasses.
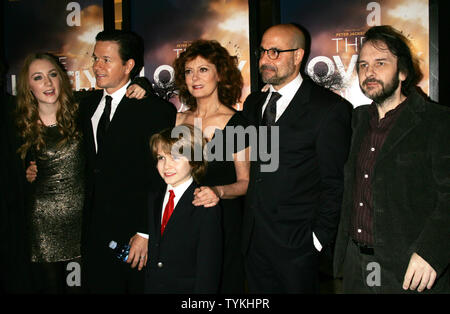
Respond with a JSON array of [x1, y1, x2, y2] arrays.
[[256, 47, 299, 60]]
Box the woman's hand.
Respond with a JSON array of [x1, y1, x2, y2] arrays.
[[192, 186, 222, 207], [26, 161, 38, 183], [126, 84, 146, 99]]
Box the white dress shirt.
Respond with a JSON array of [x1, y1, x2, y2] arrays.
[[90, 81, 150, 239], [261, 73, 303, 122], [91, 80, 131, 153], [161, 177, 194, 223], [261, 73, 323, 252]]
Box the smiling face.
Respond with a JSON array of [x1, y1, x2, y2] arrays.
[[184, 56, 220, 102], [156, 145, 193, 187], [28, 59, 61, 107], [92, 40, 134, 94], [358, 40, 406, 104]]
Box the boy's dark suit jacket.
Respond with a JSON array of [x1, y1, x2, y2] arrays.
[[145, 182, 222, 294]]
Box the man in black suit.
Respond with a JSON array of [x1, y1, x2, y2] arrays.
[[80, 30, 176, 293], [333, 25, 450, 293], [241, 24, 352, 293]]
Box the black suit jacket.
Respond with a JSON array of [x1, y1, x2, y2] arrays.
[[0, 94, 34, 292], [334, 90, 450, 292], [145, 182, 222, 294], [241, 78, 352, 257], [79, 89, 176, 267]]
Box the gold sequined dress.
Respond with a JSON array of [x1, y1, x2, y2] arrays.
[[30, 125, 84, 263]]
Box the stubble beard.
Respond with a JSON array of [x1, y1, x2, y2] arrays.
[[260, 58, 296, 88], [361, 69, 400, 106]]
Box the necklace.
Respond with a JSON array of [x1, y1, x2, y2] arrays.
[[38, 117, 57, 127]]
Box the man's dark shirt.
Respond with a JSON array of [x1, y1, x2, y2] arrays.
[[351, 99, 407, 246]]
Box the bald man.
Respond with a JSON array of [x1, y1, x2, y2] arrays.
[[241, 24, 352, 293]]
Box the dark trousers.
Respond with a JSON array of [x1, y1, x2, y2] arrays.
[[244, 220, 319, 293], [83, 190, 145, 293], [219, 199, 245, 294], [342, 239, 450, 294], [30, 257, 84, 294], [342, 239, 382, 293], [343, 239, 416, 294], [83, 250, 144, 294]]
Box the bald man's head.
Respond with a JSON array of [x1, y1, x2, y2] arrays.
[[259, 24, 306, 89], [264, 24, 306, 51]]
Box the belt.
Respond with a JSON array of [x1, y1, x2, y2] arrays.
[[352, 239, 374, 255]]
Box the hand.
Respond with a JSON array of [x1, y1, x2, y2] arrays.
[[126, 84, 146, 99], [402, 252, 437, 292], [192, 186, 221, 207], [26, 161, 38, 183], [127, 234, 148, 271]]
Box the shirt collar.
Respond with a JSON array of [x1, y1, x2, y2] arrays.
[[102, 80, 131, 102], [369, 96, 409, 121], [269, 73, 303, 97], [166, 176, 194, 199]]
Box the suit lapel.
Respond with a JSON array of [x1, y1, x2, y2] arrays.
[[95, 95, 134, 158], [83, 90, 103, 160], [153, 190, 164, 241], [106, 95, 129, 136], [255, 92, 269, 125], [273, 78, 312, 126], [375, 97, 424, 165], [348, 108, 371, 167], [161, 182, 196, 237]]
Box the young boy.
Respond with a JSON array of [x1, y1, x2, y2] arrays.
[[144, 124, 222, 293]]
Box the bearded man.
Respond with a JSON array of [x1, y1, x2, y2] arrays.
[[333, 25, 450, 293], [241, 23, 352, 293]]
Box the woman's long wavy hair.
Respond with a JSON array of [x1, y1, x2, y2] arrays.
[[15, 52, 80, 160], [173, 39, 243, 111]]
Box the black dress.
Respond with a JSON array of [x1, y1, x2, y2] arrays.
[[1, 98, 85, 293], [30, 125, 84, 264], [201, 111, 250, 294], [26, 126, 85, 294]]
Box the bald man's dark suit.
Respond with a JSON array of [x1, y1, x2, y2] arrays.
[[241, 77, 352, 293]]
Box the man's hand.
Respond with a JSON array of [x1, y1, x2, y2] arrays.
[[127, 234, 148, 271], [126, 84, 146, 99], [403, 252, 437, 292], [26, 161, 38, 183]]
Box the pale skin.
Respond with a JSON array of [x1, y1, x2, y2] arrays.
[[156, 149, 192, 189], [358, 41, 437, 292], [127, 234, 147, 271], [259, 24, 305, 91], [25, 59, 62, 182], [26, 41, 149, 270], [29, 59, 61, 126], [25, 83, 147, 182], [176, 55, 250, 207]]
